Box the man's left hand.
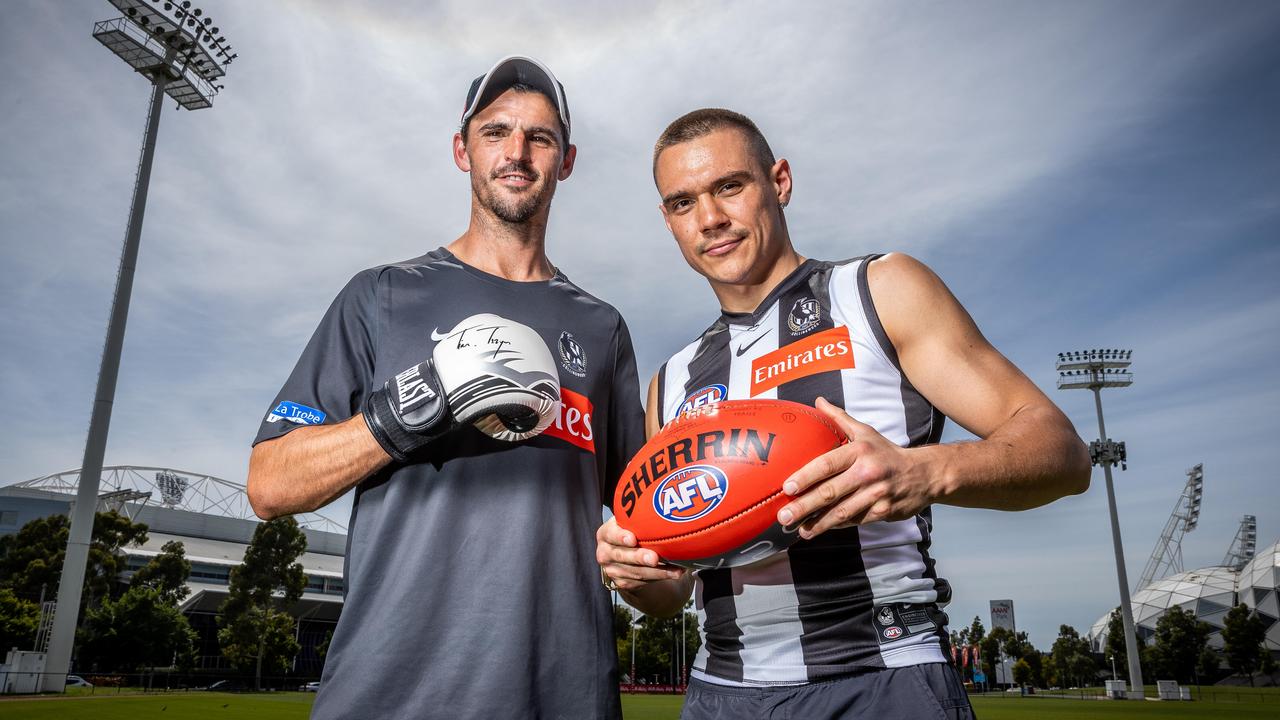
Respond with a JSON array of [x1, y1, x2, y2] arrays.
[[776, 397, 943, 540]]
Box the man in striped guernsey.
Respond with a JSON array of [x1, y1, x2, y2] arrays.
[[597, 109, 1091, 719]]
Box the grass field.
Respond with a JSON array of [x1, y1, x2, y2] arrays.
[[0, 690, 1275, 719]]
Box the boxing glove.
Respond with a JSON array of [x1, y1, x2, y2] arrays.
[[362, 313, 561, 462]]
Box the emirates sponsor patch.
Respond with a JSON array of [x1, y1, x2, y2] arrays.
[[749, 326, 854, 395], [543, 387, 595, 452]]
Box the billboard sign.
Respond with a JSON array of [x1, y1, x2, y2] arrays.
[[990, 599, 1016, 633]]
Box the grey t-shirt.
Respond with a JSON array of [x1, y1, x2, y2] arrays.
[[254, 248, 644, 720]]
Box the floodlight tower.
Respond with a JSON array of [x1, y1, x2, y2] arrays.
[[1223, 514, 1258, 570], [41, 0, 235, 692], [1138, 464, 1204, 589], [1056, 349, 1144, 696]]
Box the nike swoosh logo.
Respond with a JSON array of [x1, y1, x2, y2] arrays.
[[430, 328, 449, 341], [734, 333, 769, 357]]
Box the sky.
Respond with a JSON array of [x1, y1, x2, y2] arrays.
[[1, 0, 1278, 650]]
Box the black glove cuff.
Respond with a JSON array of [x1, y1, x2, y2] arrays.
[[362, 390, 423, 464], [361, 360, 454, 464]]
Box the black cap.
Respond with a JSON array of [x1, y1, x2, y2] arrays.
[[461, 55, 571, 142]]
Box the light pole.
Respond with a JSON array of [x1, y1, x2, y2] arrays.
[[680, 603, 687, 689], [42, 0, 235, 692], [1056, 349, 1143, 697]]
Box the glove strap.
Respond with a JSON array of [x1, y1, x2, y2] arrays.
[[362, 360, 452, 464]]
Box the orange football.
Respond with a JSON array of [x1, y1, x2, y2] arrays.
[[612, 399, 845, 569]]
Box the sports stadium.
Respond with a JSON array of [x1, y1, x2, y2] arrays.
[[0, 466, 347, 675], [1085, 475, 1280, 658]]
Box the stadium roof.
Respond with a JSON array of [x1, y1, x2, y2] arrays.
[[8, 465, 346, 533], [131, 531, 343, 577]]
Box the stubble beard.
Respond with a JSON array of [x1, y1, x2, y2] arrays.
[[473, 161, 553, 225]]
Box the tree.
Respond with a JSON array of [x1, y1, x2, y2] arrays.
[[218, 517, 307, 690], [632, 606, 699, 685], [614, 604, 637, 679], [84, 512, 150, 607], [978, 626, 1010, 682], [1012, 658, 1032, 687], [967, 616, 986, 645], [1104, 607, 1127, 677], [0, 514, 68, 600], [129, 540, 191, 605], [1221, 604, 1267, 686], [1147, 606, 1209, 684], [76, 539, 198, 671], [992, 630, 1044, 686], [0, 587, 40, 651], [974, 626, 1043, 686], [316, 629, 334, 661], [1260, 650, 1278, 676], [1051, 624, 1096, 688], [1197, 647, 1222, 684], [0, 511, 148, 607], [78, 585, 196, 672], [1004, 630, 1033, 662], [1020, 646, 1046, 688], [612, 601, 700, 685]]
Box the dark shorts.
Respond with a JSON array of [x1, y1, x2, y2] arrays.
[[680, 662, 975, 720]]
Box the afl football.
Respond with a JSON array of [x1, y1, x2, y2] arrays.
[[612, 399, 845, 569]]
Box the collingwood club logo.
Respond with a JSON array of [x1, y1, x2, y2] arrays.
[[876, 606, 896, 626], [787, 297, 821, 335], [558, 331, 587, 377]]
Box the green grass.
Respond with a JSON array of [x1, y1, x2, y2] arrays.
[[0, 690, 1275, 719], [620, 694, 686, 719], [0, 692, 314, 719]]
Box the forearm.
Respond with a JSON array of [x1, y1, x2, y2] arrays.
[[620, 575, 695, 619], [927, 404, 1091, 511], [248, 415, 392, 519]]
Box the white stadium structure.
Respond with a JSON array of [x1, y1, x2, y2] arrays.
[[1087, 544, 1280, 655], [1087, 467, 1278, 660], [1239, 542, 1280, 651], [0, 466, 347, 674]]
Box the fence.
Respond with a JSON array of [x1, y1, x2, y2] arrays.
[[0, 670, 323, 696], [970, 685, 1278, 704]]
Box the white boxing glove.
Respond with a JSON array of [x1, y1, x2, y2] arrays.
[[431, 313, 561, 441], [362, 314, 561, 462]]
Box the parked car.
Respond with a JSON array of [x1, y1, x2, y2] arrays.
[[299, 681, 321, 692], [65, 675, 94, 688]]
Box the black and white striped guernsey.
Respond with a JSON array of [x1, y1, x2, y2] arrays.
[[657, 256, 953, 685]]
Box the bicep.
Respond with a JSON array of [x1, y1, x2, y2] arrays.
[[871, 254, 1050, 439], [645, 372, 662, 440]]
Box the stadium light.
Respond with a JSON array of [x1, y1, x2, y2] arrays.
[[1056, 348, 1144, 697], [41, 0, 234, 693]]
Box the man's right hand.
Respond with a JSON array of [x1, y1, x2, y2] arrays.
[[362, 313, 561, 463], [597, 517, 686, 592]]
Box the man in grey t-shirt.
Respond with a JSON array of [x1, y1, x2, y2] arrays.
[[249, 56, 644, 720]]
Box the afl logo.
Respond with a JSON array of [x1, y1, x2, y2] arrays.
[[558, 331, 587, 378], [787, 297, 821, 335], [677, 384, 726, 416], [882, 626, 903, 640], [653, 465, 728, 523]]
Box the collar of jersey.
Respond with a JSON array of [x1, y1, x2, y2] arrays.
[[435, 247, 566, 289], [718, 258, 819, 328]]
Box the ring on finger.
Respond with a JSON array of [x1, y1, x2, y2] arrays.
[[601, 568, 620, 592]]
